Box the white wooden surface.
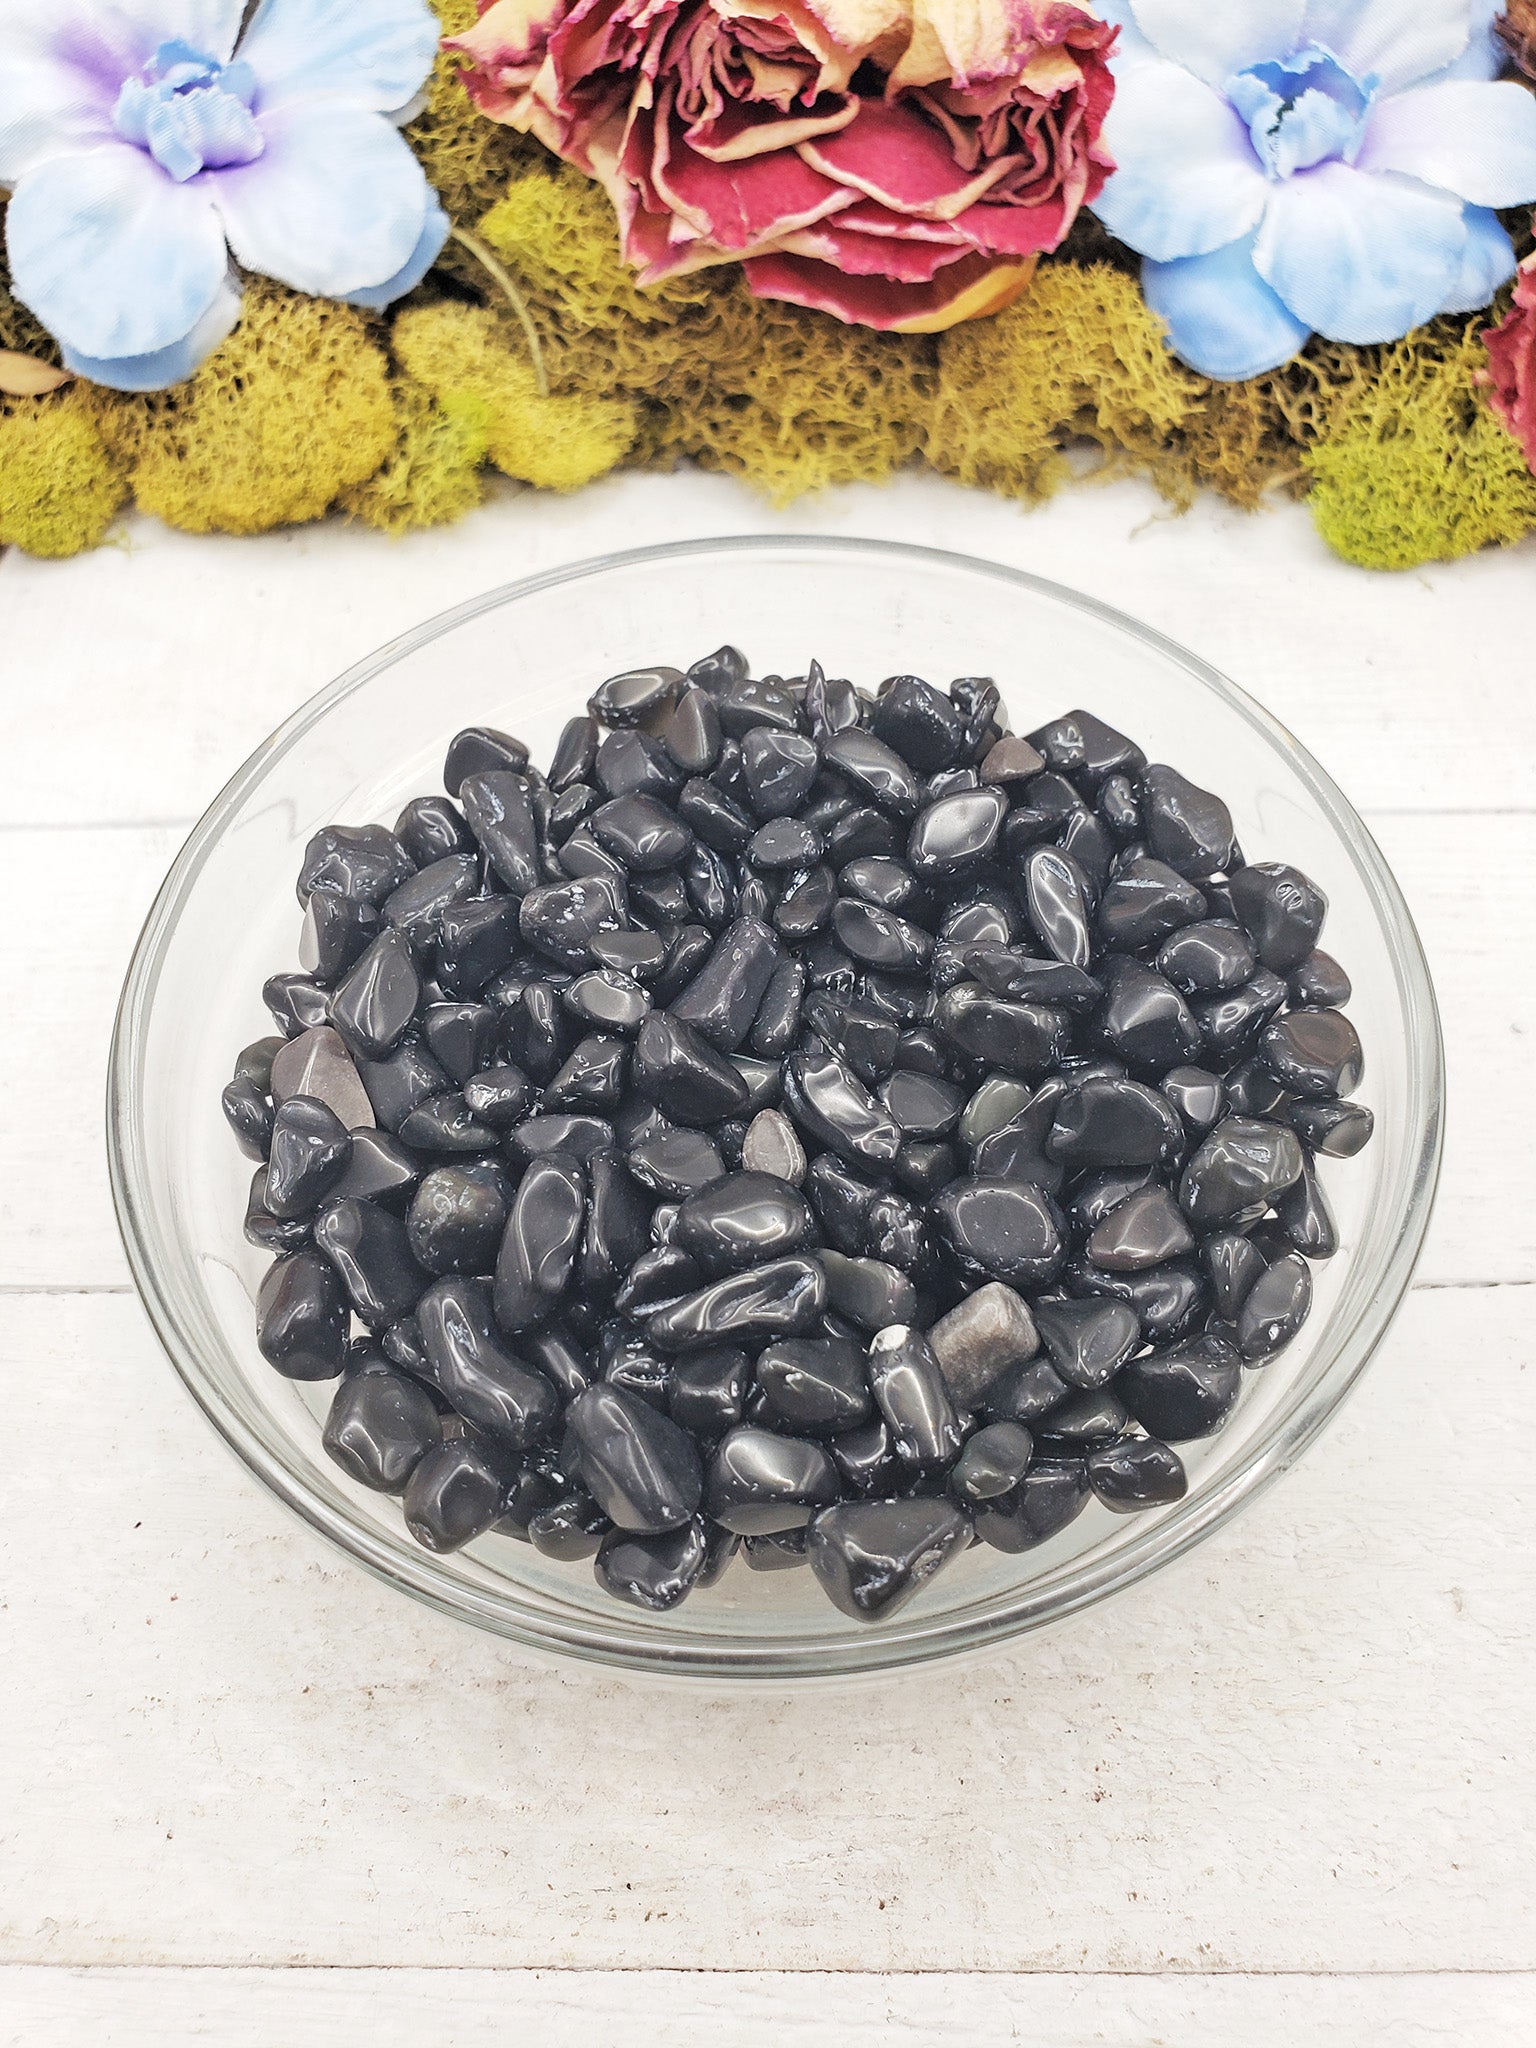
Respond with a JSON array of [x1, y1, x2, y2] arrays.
[[0, 471, 1532, 2047]]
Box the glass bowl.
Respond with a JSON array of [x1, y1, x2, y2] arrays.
[[108, 536, 1443, 1684]]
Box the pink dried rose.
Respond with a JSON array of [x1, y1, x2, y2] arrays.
[[1484, 245, 1536, 475], [450, 0, 1117, 332]]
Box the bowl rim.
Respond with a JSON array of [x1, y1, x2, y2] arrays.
[[107, 532, 1445, 1683]]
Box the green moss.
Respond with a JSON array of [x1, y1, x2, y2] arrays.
[[1307, 321, 1536, 569], [340, 384, 491, 535]]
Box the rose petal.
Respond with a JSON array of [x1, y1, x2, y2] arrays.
[[802, 99, 1011, 218], [745, 245, 1035, 329]]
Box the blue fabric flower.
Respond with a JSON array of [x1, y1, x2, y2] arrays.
[[0, 0, 448, 390], [1091, 0, 1536, 379]]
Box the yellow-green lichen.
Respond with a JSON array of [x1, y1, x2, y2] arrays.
[[392, 300, 639, 491], [1307, 319, 1536, 569], [0, 389, 128, 557], [339, 383, 491, 535], [86, 285, 397, 535], [928, 261, 1202, 499]]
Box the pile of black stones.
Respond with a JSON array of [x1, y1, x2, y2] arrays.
[[223, 648, 1371, 1624]]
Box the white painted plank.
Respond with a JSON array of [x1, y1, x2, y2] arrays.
[[0, 1967, 1530, 2048], [0, 1284, 1529, 1974], [0, 481, 1532, 829], [0, 814, 1523, 1292]]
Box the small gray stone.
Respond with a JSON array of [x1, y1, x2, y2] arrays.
[[740, 1108, 807, 1184], [269, 1024, 375, 1129], [927, 1281, 1038, 1404]]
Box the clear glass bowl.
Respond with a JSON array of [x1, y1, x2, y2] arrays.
[[108, 536, 1443, 1684]]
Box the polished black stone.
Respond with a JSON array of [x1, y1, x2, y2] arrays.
[[589, 663, 684, 727], [314, 1196, 425, 1326], [1118, 1332, 1241, 1441], [1087, 1434, 1187, 1511], [244, 1169, 310, 1251], [741, 729, 819, 821], [1028, 710, 1145, 788], [418, 1275, 558, 1450], [1099, 956, 1203, 1076], [1228, 861, 1328, 972], [265, 971, 332, 1034], [590, 793, 690, 873], [460, 770, 541, 896], [1194, 969, 1289, 1061], [435, 895, 522, 997], [871, 675, 965, 771], [594, 727, 683, 800], [1179, 1115, 1304, 1229], [821, 1251, 918, 1333], [1046, 1074, 1182, 1169], [935, 984, 1072, 1078], [323, 1368, 442, 1493], [222, 1077, 274, 1160], [329, 929, 422, 1062], [962, 947, 1102, 1012], [492, 1152, 586, 1330], [807, 1497, 970, 1620], [1290, 1096, 1374, 1158], [705, 1425, 841, 1534], [625, 1122, 726, 1198], [1201, 1230, 1267, 1320], [866, 1326, 964, 1465], [547, 715, 600, 790], [881, 1069, 964, 1138], [1259, 1007, 1364, 1099], [543, 1034, 628, 1112], [973, 1461, 1089, 1552], [830, 897, 930, 975], [398, 1093, 499, 1154], [661, 685, 723, 775], [823, 728, 922, 817], [457, 1061, 533, 1132], [396, 793, 474, 866], [1087, 1186, 1197, 1272], [1289, 949, 1351, 1008], [265, 1095, 352, 1218], [443, 726, 529, 796], [402, 1428, 512, 1551], [1161, 1064, 1225, 1137], [304, 888, 381, 984], [949, 1421, 1034, 1502], [1140, 764, 1236, 879], [595, 1520, 710, 1607], [1071, 1259, 1205, 1344], [1022, 845, 1094, 968], [757, 1337, 871, 1436], [668, 1347, 750, 1439], [907, 785, 1007, 876], [519, 874, 626, 969], [406, 1165, 508, 1275], [936, 1177, 1065, 1287], [1033, 1297, 1140, 1389], [1237, 1251, 1313, 1359], [1274, 1157, 1339, 1257], [256, 1250, 349, 1380], [526, 1493, 610, 1561], [632, 1011, 751, 1125], [646, 1256, 827, 1352], [1098, 856, 1207, 950], [298, 824, 415, 908], [1156, 918, 1257, 996], [564, 1382, 703, 1532], [668, 916, 782, 1050], [783, 1045, 902, 1168], [678, 775, 754, 854], [675, 1170, 813, 1274]]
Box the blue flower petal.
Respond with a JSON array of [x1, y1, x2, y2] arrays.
[[5, 140, 229, 359], [1438, 206, 1516, 314], [1093, 58, 1267, 262], [237, 0, 440, 116], [1356, 82, 1536, 210], [107, 0, 247, 62], [1130, 0, 1304, 91], [60, 272, 243, 391], [1301, 0, 1472, 96], [1143, 232, 1313, 381], [340, 196, 450, 310], [1254, 161, 1468, 344], [1414, 0, 1503, 85], [0, 6, 135, 183], [208, 100, 429, 297]]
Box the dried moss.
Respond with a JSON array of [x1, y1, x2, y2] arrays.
[[0, 202, 61, 366], [339, 382, 490, 535], [928, 262, 1201, 499], [409, 0, 543, 232], [1307, 319, 1536, 569], [85, 285, 396, 535], [0, 389, 127, 556], [392, 300, 639, 491]]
